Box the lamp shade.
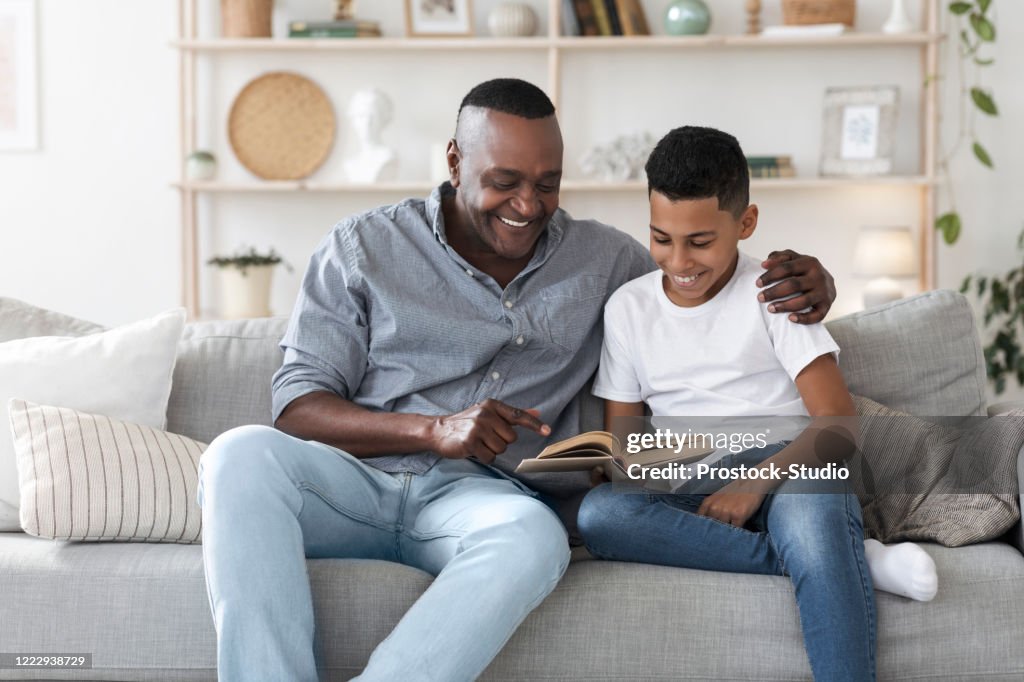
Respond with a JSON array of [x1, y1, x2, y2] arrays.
[[853, 226, 917, 278]]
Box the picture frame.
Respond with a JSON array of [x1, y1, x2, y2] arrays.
[[820, 86, 899, 177], [405, 0, 473, 37], [0, 0, 39, 151]]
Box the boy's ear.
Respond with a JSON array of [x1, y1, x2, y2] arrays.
[[738, 204, 758, 240]]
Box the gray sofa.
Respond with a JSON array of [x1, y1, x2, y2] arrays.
[[2, 290, 1023, 681]]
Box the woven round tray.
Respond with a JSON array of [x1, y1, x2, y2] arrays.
[[228, 72, 336, 180]]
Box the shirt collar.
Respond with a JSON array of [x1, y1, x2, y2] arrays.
[[426, 181, 567, 264]]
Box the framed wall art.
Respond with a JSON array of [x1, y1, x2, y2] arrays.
[[405, 0, 473, 37], [820, 86, 899, 176]]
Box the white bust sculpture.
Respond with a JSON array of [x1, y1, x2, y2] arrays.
[[343, 88, 398, 183]]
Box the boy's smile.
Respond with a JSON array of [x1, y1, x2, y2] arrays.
[[649, 192, 758, 307]]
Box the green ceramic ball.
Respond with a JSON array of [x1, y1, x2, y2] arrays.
[[664, 0, 711, 36]]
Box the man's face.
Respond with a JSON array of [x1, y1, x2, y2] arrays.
[[449, 109, 563, 261], [649, 191, 757, 307]]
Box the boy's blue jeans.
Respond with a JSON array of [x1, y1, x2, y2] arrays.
[[578, 442, 877, 682], [196, 425, 571, 682]]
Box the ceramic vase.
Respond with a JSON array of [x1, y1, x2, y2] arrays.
[[217, 265, 274, 319], [487, 3, 539, 37], [664, 0, 711, 36]]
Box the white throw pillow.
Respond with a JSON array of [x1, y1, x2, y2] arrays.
[[8, 399, 205, 543], [0, 308, 185, 531]]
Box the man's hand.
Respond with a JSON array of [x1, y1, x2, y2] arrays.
[[757, 250, 836, 324], [697, 479, 768, 528], [429, 399, 551, 464]]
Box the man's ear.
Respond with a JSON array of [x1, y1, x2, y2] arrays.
[[739, 204, 759, 240], [446, 139, 461, 188]]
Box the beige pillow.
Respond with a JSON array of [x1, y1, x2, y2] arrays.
[[8, 398, 206, 543]]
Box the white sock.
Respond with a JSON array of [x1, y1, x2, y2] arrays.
[[863, 538, 938, 601]]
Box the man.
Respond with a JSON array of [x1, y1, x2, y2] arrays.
[[197, 78, 837, 681]]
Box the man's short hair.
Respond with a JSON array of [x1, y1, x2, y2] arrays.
[[457, 78, 555, 122], [645, 126, 749, 218]]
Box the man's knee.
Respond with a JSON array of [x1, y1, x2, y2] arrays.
[[477, 498, 570, 586], [198, 425, 296, 503]]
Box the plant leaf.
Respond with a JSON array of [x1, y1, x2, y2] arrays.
[[948, 1, 972, 14], [970, 13, 996, 41], [973, 141, 994, 168], [936, 212, 962, 245], [978, 0, 992, 14], [971, 87, 998, 115], [974, 57, 995, 66]]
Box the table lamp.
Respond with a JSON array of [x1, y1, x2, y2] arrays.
[[853, 226, 917, 308]]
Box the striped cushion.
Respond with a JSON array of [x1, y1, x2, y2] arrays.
[[8, 399, 206, 543]]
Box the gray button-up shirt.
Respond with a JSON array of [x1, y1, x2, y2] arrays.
[[272, 183, 654, 497]]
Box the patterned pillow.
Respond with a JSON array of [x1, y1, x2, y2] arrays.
[[851, 394, 1023, 547], [8, 398, 206, 543]]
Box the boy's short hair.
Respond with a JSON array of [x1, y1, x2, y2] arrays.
[[645, 126, 749, 218], [457, 78, 555, 122]]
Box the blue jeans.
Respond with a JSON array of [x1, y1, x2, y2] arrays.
[[578, 443, 876, 682], [196, 425, 570, 682]]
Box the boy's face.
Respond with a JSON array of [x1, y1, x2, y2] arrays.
[[649, 191, 758, 307]]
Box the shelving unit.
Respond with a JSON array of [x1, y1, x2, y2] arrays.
[[174, 0, 942, 319]]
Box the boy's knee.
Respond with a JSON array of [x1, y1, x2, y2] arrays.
[[576, 483, 621, 545]]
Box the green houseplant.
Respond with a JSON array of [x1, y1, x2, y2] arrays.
[[207, 247, 291, 319], [935, 0, 998, 245], [960, 229, 1024, 394]]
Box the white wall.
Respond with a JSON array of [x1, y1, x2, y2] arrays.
[[1, 2, 1020, 362]]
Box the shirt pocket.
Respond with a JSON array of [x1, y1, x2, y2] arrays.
[[539, 274, 609, 354]]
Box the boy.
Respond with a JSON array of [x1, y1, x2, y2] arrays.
[[577, 127, 937, 682]]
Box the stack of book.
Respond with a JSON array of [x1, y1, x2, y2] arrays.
[[288, 20, 381, 39], [747, 156, 796, 178], [562, 0, 650, 37]]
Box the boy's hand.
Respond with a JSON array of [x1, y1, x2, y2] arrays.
[[757, 250, 836, 324], [697, 479, 768, 528], [430, 400, 550, 464]]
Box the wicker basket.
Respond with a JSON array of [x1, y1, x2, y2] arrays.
[[782, 0, 856, 27], [221, 0, 272, 38]]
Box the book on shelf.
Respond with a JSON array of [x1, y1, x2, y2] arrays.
[[572, 0, 600, 36], [561, 0, 580, 36], [602, 0, 623, 35], [590, 0, 613, 36], [514, 430, 715, 481], [288, 19, 381, 38], [614, 0, 650, 35], [747, 155, 796, 178], [760, 23, 846, 38]]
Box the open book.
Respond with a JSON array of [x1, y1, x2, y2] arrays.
[[514, 431, 715, 482]]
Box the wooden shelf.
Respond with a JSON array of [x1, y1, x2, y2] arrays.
[[174, 176, 938, 193], [170, 33, 941, 52]]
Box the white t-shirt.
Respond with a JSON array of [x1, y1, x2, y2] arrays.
[[593, 252, 839, 436]]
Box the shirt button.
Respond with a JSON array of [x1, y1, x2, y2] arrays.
[[465, 269, 473, 276], [515, 336, 524, 345], [504, 300, 513, 309], [491, 371, 501, 380]]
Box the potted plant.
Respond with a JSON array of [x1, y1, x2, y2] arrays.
[[207, 247, 291, 319], [961, 228, 1024, 395]]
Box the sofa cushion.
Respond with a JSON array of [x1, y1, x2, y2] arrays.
[[1, 532, 1021, 681], [166, 318, 289, 444], [9, 399, 205, 543], [0, 309, 185, 532], [851, 395, 1023, 546], [826, 290, 987, 416], [0, 296, 104, 342]]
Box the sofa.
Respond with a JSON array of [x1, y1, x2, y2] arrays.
[[2, 289, 1023, 681]]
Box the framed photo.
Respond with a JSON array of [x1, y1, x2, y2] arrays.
[[0, 0, 38, 151], [405, 0, 473, 37], [820, 86, 899, 176]]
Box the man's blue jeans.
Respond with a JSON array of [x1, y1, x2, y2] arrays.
[[578, 443, 876, 682], [196, 425, 570, 682]]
